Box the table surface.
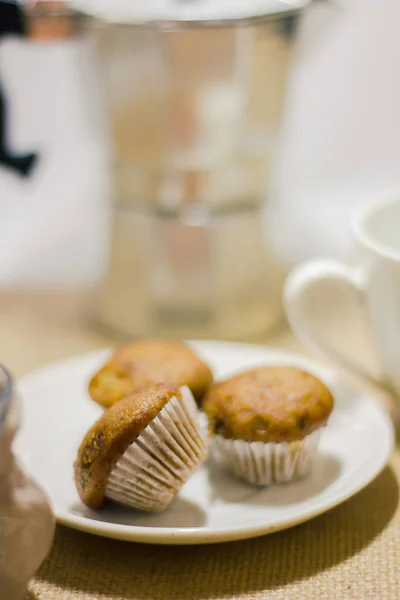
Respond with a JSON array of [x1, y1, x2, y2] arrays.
[[2, 291, 398, 600]]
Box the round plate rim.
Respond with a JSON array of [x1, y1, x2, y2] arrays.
[[17, 340, 395, 545]]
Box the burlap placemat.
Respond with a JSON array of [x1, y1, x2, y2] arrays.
[[5, 291, 395, 599], [27, 450, 400, 600]]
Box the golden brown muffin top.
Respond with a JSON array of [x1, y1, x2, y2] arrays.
[[89, 339, 213, 409], [203, 366, 334, 443], [75, 383, 179, 509]]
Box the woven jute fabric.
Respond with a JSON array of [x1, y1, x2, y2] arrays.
[[27, 451, 400, 600], [3, 290, 397, 600]]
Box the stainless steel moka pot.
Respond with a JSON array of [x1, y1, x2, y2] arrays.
[[20, 0, 312, 340]]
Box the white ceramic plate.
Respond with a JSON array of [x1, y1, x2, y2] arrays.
[[15, 341, 394, 545]]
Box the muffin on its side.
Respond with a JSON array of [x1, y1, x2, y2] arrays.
[[203, 366, 333, 485], [89, 339, 213, 409], [75, 383, 207, 512]]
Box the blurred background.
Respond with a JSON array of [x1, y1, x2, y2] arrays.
[[1, 0, 400, 341], [3, 3, 400, 596]]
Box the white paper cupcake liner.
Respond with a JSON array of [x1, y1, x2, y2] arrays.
[[198, 411, 209, 440], [106, 386, 207, 512], [211, 429, 321, 486]]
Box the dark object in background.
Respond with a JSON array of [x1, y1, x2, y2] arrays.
[[0, 0, 38, 177], [0, 0, 25, 36]]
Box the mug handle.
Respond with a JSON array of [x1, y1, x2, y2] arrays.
[[284, 259, 387, 391]]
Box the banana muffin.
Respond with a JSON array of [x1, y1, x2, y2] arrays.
[[75, 383, 207, 512], [203, 366, 334, 485], [89, 339, 213, 409]]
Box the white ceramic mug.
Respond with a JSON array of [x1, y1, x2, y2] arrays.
[[284, 197, 400, 395]]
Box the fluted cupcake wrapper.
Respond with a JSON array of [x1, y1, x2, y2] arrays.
[[198, 411, 209, 439], [106, 387, 208, 512], [211, 429, 321, 486]]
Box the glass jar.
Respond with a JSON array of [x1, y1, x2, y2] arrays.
[[0, 366, 55, 600]]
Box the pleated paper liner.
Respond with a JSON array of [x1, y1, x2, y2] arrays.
[[106, 386, 207, 512], [211, 429, 321, 486]]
